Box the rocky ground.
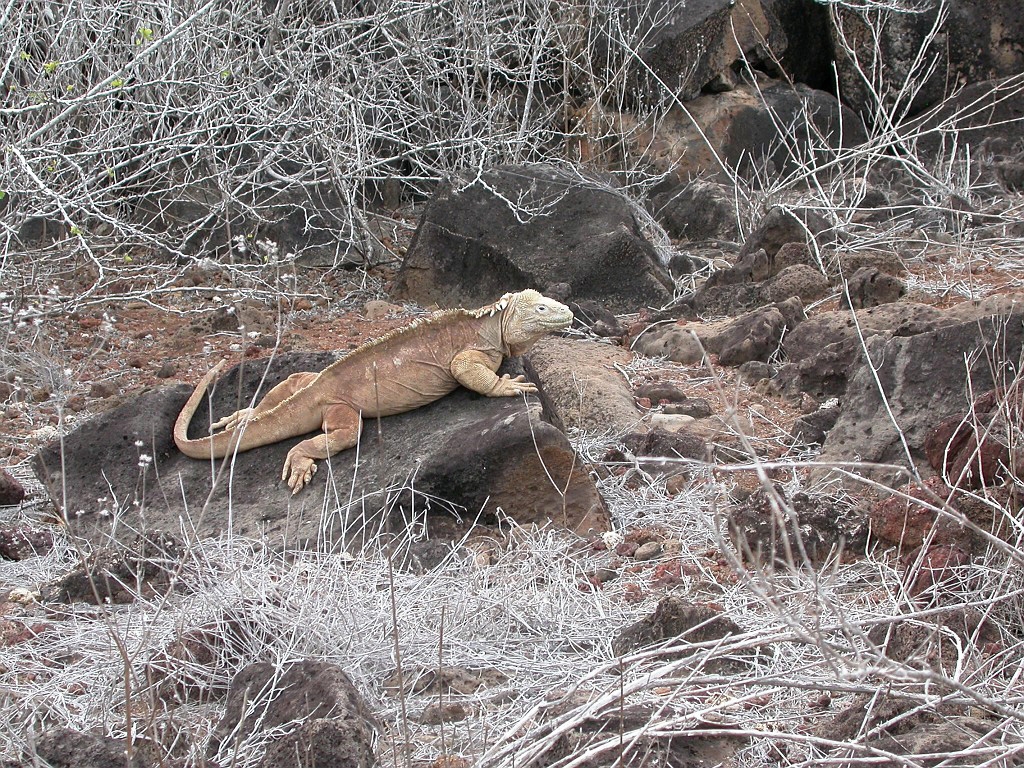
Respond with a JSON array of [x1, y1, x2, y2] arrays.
[[2, 172, 1024, 766]]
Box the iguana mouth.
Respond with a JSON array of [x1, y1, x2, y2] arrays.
[[542, 314, 574, 330]]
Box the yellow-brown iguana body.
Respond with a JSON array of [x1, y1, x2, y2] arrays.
[[173, 289, 574, 493]]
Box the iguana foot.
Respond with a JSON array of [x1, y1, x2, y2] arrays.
[[212, 408, 254, 431], [490, 374, 538, 397], [282, 451, 317, 494]]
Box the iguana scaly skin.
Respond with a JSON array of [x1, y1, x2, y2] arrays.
[[173, 289, 574, 493]]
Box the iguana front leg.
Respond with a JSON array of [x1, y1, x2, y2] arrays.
[[281, 404, 362, 494], [451, 350, 538, 397], [213, 371, 318, 431]]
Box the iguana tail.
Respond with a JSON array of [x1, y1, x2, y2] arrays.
[[173, 359, 250, 459]]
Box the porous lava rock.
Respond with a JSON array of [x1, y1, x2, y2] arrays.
[[867, 608, 1000, 672], [52, 533, 184, 604], [924, 386, 1024, 489], [0, 524, 55, 560], [841, 266, 906, 309], [525, 337, 643, 436], [790, 407, 841, 446], [633, 81, 865, 183], [833, 3, 1024, 120], [28, 727, 157, 768], [594, 0, 786, 108], [727, 485, 869, 566], [652, 179, 739, 242], [612, 596, 742, 657], [868, 476, 1010, 556], [819, 693, 1003, 767], [0, 470, 26, 506], [819, 313, 1024, 480], [207, 660, 377, 768], [394, 164, 673, 312]]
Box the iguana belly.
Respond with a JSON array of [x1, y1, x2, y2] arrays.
[[344, 354, 465, 417]]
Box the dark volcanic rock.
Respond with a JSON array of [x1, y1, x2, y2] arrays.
[[33, 353, 608, 551], [819, 693, 1002, 767], [841, 266, 906, 309], [53, 533, 184, 604], [652, 179, 739, 243], [727, 485, 869, 566], [623, 428, 709, 462], [612, 596, 742, 657], [783, 302, 945, 363], [763, 0, 835, 91], [0, 524, 55, 560], [535, 703, 747, 768], [819, 313, 1024, 480], [833, 4, 1024, 120], [207, 660, 377, 767], [867, 608, 1000, 671], [148, 607, 280, 702], [716, 305, 789, 366], [0, 469, 26, 506], [790, 407, 840, 446], [394, 164, 673, 312], [30, 727, 157, 768], [777, 339, 862, 400], [595, 0, 786, 108], [738, 206, 833, 261]]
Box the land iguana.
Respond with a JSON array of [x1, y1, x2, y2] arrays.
[[173, 289, 574, 493]]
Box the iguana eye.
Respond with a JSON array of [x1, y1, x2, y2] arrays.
[[537, 305, 548, 312]]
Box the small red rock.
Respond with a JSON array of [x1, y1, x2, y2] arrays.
[[615, 541, 639, 557], [0, 524, 54, 560], [905, 544, 970, 597], [0, 470, 26, 506]]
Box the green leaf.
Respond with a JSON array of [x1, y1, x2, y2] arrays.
[[111, 78, 124, 88], [42, 60, 58, 75], [69, 225, 82, 236], [18, 51, 30, 62], [0, 191, 6, 201]]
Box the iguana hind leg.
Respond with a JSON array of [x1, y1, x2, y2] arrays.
[[212, 371, 319, 431], [282, 404, 362, 494]]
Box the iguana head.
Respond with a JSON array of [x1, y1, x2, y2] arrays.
[[494, 289, 574, 355]]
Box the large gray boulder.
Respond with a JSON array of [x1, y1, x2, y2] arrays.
[[832, 1, 1024, 120], [33, 353, 609, 551], [818, 313, 1024, 481], [594, 0, 786, 108], [394, 165, 673, 313], [632, 81, 865, 184], [906, 75, 1024, 156]]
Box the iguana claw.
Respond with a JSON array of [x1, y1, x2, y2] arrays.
[[282, 453, 317, 494], [212, 408, 254, 432], [493, 374, 538, 396]]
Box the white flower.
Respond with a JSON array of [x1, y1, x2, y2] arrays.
[[601, 531, 624, 549]]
